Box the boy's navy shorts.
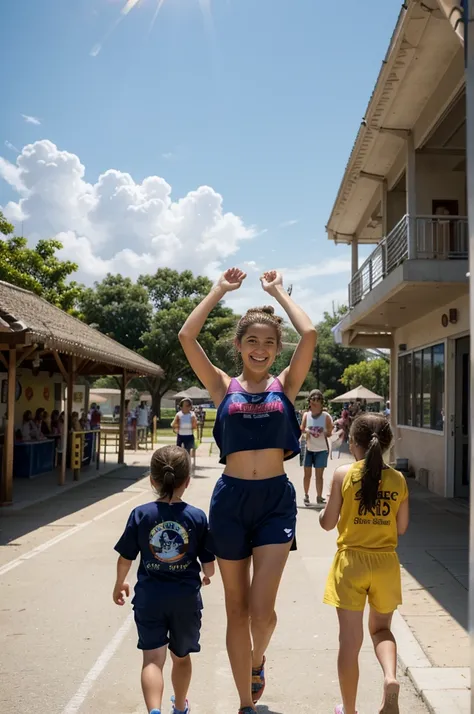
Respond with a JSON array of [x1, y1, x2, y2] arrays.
[[177, 434, 195, 452], [208, 474, 297, 560], [134, 600, 202, 656]]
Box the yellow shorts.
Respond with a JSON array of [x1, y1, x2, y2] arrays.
[[323, 549, 402, 614]]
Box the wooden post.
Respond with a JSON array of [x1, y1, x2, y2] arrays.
[[60, 355, 76, 485], [118, 370, 127, 464], [1, 348, 16, 504]]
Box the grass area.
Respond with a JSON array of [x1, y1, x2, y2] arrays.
[[160, 408, 217, 422], [156, 426, 214, 439]]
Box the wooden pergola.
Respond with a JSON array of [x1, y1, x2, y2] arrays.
[[0, 280, 163, 505]]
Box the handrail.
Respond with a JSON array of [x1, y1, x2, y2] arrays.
[[349, 214, 468, 308]]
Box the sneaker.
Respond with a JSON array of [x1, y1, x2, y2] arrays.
[[170, 696, 189, 714], [150, 710, 161, 714], [304, 494, 310, 506], [317, 496, 326, 505], [251, 656, 266, 702], [334, 706, 358, 714], [239, 709, 256, 714]]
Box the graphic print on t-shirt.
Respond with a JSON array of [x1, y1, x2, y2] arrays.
[[228, 392, 284, 418], [149, 520, 190, 563]]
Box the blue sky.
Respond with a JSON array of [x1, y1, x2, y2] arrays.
[[0, 0, 401, 319]]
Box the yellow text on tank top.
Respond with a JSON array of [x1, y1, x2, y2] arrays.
[[337, 461, 408, 553]]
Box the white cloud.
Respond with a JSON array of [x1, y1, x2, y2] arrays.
[[0, 139, 257, 282], [0, 140, 353, 322], [0, 157, 26, 193], [22, 114, 41, 126], [4, 140, 20, 154], [279, 219, 299, 228]]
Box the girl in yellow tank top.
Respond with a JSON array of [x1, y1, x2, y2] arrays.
[[319, 414, 409, 714]]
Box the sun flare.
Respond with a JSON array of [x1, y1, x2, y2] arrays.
[[91, 0, 212, 57]]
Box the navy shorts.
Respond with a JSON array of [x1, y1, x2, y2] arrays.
[[177, 435, 195, 452], [134, 603, 202, 657], [208, 474, 297, 560], [304, 450, 329, 469]]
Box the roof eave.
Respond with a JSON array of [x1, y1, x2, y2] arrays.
[[325, 2, 411, 238]]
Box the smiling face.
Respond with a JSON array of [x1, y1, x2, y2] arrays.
[[236, 323, 280, 375]]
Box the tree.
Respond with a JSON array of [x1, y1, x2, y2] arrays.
[[81, 269, 237, 416], [80, 274, 152, 351], [340, 358, 390, 399], [139, 270, 236, 415], [0, 210, 83, 311], [314, 307, 366, 395]]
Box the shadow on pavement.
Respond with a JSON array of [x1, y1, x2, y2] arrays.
[[257, 707, 285, 714], [398, 478, 469, 630], [0, 465, 149, 547]]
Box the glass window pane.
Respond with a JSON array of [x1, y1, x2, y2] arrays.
[[405, 353, 412, 426], [422, 349, 432, 428], [414, 351, 422, 427], [397, 357, 405, 424], [432, 343, 445, 431]]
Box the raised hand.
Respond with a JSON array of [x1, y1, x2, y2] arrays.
[[217, 267, 247, 293], [260, 270, 283, 295]]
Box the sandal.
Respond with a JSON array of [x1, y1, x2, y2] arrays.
[[251, 656, 266, 703]]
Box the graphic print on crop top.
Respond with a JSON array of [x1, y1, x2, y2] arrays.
[[213, 377, 301, 464]]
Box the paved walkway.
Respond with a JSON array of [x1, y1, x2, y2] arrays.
[[1, 451, 430, 714]]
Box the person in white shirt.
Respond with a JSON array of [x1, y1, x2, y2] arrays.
[[172, 399, 198, 453], [301, 389, 333, 507], [136, 401, 150, 428]]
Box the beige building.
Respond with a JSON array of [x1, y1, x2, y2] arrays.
[[326, 1, 468, 498]]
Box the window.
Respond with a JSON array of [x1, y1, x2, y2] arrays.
[[432, 344, 445, 430], [398, 343, 444, 431], [397, 354, 412, 426], [414, 350, 422, 427]]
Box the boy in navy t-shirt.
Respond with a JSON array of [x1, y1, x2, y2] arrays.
[[113, 445, 215, 714]]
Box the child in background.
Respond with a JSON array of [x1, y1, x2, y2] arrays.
[[320, 414, 409, 714], [113, 445, 215, 714], [172, 399, 198, 454]]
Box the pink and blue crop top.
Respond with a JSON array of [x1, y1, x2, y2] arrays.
[[213, 377, 301, 465]]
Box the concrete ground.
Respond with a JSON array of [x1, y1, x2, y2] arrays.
[[1, 451, 431, 714]]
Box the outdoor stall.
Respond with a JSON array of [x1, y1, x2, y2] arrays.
[[0, 280, 163, 505]]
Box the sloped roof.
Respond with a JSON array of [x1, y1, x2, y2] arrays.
[[0, 280, 163, 377], [173, 387, 210, 400]]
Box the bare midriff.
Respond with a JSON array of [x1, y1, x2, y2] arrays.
[[224, 448, 287, 480]]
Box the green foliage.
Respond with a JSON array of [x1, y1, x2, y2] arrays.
[[80, 274, 152, 351], [340, 358, 390, 399], [314, 307, 366, 394], [82, 268, 237, 414], [139, 269, 237, 411], [0, 210, 83, 311]]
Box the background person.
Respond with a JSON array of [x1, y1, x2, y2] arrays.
[[172, 399, 197, 454], [319, 414, 409, 714], [178, 267, 316, 714], [301, 389, 333, 507]]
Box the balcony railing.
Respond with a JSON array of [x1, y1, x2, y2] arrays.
[[349, 215, 468, 308]]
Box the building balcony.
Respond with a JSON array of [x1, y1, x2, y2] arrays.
[[349, 215, 468, 308], [334, 215, 469, 349]]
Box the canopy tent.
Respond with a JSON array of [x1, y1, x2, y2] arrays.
[[331, 386, 384, 403], [173, 387, 210, 400]]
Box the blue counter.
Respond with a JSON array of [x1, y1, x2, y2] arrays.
[[14, 439, 56, 479]]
